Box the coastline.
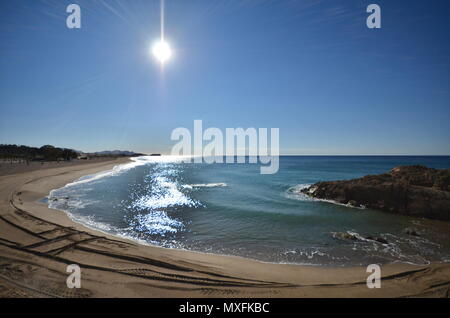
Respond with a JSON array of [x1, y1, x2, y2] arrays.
[[0, 158, 449, 297]]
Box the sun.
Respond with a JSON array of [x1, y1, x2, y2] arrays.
[[151, 40, 172, 65]]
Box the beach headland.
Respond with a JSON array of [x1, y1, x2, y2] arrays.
[[0, 158, 449, 298], [301, 165, 450, 221]]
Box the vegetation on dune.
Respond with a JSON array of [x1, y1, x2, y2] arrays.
[[0, 144, 78, 162]]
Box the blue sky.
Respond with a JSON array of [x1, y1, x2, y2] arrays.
[[1, 0, 449, 155]]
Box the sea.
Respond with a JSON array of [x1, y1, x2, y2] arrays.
[[47, 156, 450, 266]]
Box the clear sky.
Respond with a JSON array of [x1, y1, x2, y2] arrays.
[[1, 0, 449, 155]]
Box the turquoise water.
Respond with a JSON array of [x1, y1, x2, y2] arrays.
[[48, 156, 450, 266]]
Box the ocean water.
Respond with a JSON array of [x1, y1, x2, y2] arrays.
[[48, 156, 450, 266]]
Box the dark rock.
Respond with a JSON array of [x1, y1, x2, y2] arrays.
[[404, 227, 420, 237], [300, 166, 450, 221], [375, 237, 388, 244], [332, 232, 358, 241]]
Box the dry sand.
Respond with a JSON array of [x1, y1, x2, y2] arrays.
[[0, 158, 449, 298]]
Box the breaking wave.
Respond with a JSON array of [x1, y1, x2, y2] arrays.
[[285, 184, 366, 209], [183, 183, 228, 189]]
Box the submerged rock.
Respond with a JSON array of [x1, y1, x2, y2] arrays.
[[404, 227, 421, 237], [301, 166, 450, 221], [375, 237, 389, 244], [365, 236, 389, 244], [332, 232, 359, 241], [332, 232, 389, 244]]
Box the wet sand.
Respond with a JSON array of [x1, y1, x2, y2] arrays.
[[0, 158, 449, 297]]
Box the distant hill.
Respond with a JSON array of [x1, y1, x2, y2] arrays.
[[88, 150, 145, 157]]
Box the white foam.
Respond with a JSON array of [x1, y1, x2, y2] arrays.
[[284, 184, 316, 201], [183, 183, 228, 189]]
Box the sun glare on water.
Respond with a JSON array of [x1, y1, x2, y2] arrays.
[[152, 40, 172, 65]]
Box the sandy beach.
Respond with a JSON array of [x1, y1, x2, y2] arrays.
[[0, 158, 449, 298]]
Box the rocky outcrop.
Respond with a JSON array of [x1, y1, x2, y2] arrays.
[[300, 165, 450, 221]]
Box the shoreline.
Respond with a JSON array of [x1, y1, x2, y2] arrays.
[[1, 158, 449, 297], [46, 159, 433, 268]]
